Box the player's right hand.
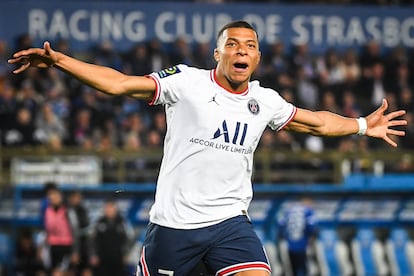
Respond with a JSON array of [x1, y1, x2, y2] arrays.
[[8, 41, 57, 74]]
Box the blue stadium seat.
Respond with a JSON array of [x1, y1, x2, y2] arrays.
[[315, 229, 353, 276], [386, 228, 414, 276], [351, 228, 389, 276]]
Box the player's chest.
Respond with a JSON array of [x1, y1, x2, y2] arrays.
[[181, 87, 267, 123], [176, 88, 270, 144]]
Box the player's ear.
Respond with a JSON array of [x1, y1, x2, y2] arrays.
[[257, 51, 261, 64], [214, 48, 220, 63]]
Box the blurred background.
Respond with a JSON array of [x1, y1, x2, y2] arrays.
[[0, 0, 414, 275]]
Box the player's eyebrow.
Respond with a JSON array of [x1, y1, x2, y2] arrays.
[[226, 37, 258, 45]]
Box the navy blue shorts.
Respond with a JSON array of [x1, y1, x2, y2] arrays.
[[138, 215, 270, 275]]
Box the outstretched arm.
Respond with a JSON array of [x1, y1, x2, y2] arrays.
[[285, 99, 407, 147], [8, 41, 156, 101]]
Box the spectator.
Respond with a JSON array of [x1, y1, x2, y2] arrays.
[[146, 38, 170, 72], [278, 198, 318, 276], [14, 228, 46, 276], [0, 82, 18, 139], [261, 41, 293, 91], [263, 41, 290, 76], [44, 187, 77, 276], [121, 112, 146, 148], [146, 129, 163, 148], [398, 112, 414, 149], [398, 87, 414, 113], [290, 43, 317, 81], [295, 66, 319, 110], [126, 43, 152, 76], [3, 26, 413, 162], [92, 41, 123, 72], [44, 85, 70, 122], [193, 42, 216, 70], [339, 48, 361, 88], [384, 46, 409, 89], [40, 181, 58, 225], [149, 110, 167, 139], [90, 200, 133, 276], [35, 102, 67, 146], [169, 36, 194, 65], [319, 90, 341, 114], [316, 48, 345, 91], [16, 78, 42, 118], [360, 40, 383, 78], [68, 108, 95, 147], [387, 61, 411, 95], [4, 107, 39, 146], [67, 190, 92, 276], [0, 40, 12, 76], [341, 90, 362, 118]]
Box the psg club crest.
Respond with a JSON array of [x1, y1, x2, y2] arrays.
[[247, 99, 260, 115]]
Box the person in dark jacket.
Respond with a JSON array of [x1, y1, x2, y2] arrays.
[[90, 200, 132, 276], [14, 228, 45, 276], [67, 190, 92, 276]]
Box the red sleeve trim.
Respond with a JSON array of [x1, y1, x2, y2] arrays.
[[280, 106, 297, 130], [145, 75, 160, 106]]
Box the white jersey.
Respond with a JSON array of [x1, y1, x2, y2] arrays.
[[147, 64, 296, 229]]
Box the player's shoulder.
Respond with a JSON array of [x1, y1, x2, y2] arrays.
[[249, 80, 281, 99], [156, 64, 209, 79]]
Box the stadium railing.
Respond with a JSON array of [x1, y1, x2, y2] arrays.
[[0, 147, 412, 186]]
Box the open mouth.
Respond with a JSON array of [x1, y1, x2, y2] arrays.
[[233, 62, 248, 72]]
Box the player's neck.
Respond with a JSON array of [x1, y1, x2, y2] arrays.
[[214, 69, 248, 94]]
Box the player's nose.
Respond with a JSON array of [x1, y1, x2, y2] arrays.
[[237, 46, 247, 55]]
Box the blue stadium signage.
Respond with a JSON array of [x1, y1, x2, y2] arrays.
[[1, 2, 414, 52]]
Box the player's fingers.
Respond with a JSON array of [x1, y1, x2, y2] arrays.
[[387, 129, 405, 137], [12, 49, 34, 58], [13, 63, 31, 74], [7, 57, 20, 64], [12, 48, 43, 59], [377, 98, 388, 113], [11, 50, 26, 58], [44, 41, 52, 54], [387, 110, 406, 120], [383, 135, 397, 148], [388, 119, 407, 127]]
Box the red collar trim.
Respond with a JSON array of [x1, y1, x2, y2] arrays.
[[210, 69, 249, 96]]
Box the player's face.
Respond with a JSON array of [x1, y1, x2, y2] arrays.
[[214, 27, 261, 93]]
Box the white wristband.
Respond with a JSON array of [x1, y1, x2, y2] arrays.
[[356, 117, 367, 135]]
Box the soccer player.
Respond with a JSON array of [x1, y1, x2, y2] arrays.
[[278, 198, 318, 276], [9, 21, 406, 276]]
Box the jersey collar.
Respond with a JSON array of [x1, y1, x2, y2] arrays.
[[210, 69, 249, 96]]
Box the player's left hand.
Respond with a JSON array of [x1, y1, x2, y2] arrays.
[[8, 41, 57, 74], [365, 99, 407, 147]]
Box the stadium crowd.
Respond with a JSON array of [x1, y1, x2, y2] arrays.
[[1, 34, 413, 155]]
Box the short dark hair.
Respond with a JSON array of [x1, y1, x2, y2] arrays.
[[43, 181, 57, 194], [217, 20, 258, 41]]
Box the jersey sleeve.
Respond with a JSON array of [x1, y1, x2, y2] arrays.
[[267, 92, 297, 131], [147, 64, 189, 106]]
